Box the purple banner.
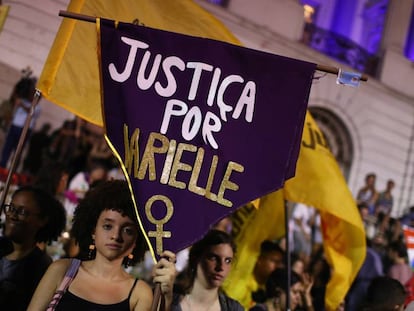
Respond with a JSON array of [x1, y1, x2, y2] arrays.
[[99, 19, 316, 255]]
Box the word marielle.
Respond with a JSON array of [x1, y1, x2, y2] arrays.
[[123, 125, 244, 208], [107, 36, 257, 149]]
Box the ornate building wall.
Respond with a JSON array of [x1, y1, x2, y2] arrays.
[[198, 0, 414, 216]]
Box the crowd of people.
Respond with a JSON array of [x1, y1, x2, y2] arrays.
[[1, 76, 414, 310]]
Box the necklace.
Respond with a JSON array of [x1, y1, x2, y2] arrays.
[[185, 294, 219, 311]]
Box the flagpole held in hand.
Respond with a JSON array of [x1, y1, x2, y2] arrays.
[[151, 283, 162, 311]]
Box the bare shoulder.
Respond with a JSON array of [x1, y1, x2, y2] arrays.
[[45, 258, 74, 281], [134, 279, 153, 297], [130, 279, 153, 311], [48, 258, 73, 273]]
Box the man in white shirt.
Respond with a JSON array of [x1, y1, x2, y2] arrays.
[[292, 203, 314, 258], [0, 77, 40, 168]]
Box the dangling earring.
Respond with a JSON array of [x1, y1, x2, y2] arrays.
[[124, 253, 134, 268], [88, 243, 95, 260]]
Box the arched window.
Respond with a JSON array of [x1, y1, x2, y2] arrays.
[[309, 107, 354, 180]]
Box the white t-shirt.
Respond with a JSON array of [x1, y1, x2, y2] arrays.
[[292, 203, 313, 235], [12, 99, 41, 128]]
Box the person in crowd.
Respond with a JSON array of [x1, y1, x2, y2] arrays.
[[375, 179, 395, 217], [291, 253, 306, 277], [172, 229, 243, 311], [249, 268, 314, 311], [400, 206, 414, 228], [48, 118, 80, 167], [66, 158, 108, 204], [346, 239, 384, 311], [292, 203, 314, 261], [356, 173, 378, 216], [0, 186, 66, 311], [359, 203, 377, 240], [404, 274, 414, 307], [87, 132, 115, 171], [244, 240, 286, 308], [308, 209, 323, 256], [213, 216, 232, 234], [63, 158, 109, 231], [307, 248, 331, 311], [387, 240, 412, 286], [0, 75, 41, 168], [359, 276, 406, 311], [32, 160, 72, 258], [22, 122, 52, 176], [33, 160, 69, 201], [254, 241, 286, 288], [27, 179, 176, 310]]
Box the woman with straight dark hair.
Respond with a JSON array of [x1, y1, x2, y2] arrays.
[[172, 229, 243, 311]]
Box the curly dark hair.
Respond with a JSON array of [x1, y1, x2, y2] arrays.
[[70, 180, 147, 265], [12, 186, 66, 244]]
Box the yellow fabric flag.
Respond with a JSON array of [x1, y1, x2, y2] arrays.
[[37, 0, 240, 126], [284, 111, 366, 311], [223, 191, 285, 309], [223, 111, 365, 311], [0, 5, 10, 33]]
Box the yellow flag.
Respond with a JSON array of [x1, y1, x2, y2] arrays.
[[37, 0, 240, 126], [223, 191, 285, 309], [0, 5, 10, 33], [285, 111, 366, 311]]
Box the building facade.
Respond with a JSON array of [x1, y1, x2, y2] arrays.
[[197, 0, 414, 217]]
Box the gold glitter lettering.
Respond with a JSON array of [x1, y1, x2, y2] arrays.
[[168, 143, 197, 189], [138, 132, 169, 181], [123, 126, 243, 208], [188, 147, 206, 196], [145, 195, 174, 255], [123, 125, 140, 177], [160, 139, 177, 184], [205, 155, 219, 202], [217, 161, 244, 207]]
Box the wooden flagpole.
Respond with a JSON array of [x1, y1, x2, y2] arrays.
[[0, 89, 41, 217], [58, 10, 369, 82]]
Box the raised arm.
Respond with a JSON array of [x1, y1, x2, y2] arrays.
[[152, 250, 177, 311]]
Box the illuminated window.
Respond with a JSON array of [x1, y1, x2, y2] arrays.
[[303, 4, 315, 24], [207, 0, 229, 7], [404, 5, 414, 61], [300, 0, 388, 75]]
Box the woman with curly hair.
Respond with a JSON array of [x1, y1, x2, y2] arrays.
[[28, 179, 176, 311], [0, 185, 66, 311], [172, 229, 243, 311]]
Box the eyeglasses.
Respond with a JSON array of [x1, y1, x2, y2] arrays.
[[3, 203, 40, 218]]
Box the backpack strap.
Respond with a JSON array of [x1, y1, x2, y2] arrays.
[[46, 259, 81, 311]]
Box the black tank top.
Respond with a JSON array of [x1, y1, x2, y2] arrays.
[[55, 278, 138, 311]]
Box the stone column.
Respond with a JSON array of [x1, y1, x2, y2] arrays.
[[380, 0, 414, 52]]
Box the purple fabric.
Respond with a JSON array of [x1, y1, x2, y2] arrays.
[[99, 19, 316, 255]]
